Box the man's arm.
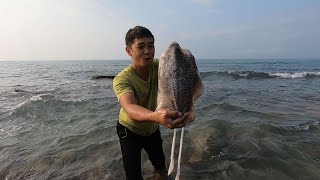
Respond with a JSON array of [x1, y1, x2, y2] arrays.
[[119, 92, 189, 129]]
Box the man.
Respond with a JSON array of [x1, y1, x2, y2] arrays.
[[113, 25, 190, 180]]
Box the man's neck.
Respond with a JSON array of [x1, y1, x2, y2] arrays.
[[131, 63, 150, 81]]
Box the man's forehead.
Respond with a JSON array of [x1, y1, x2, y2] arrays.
[[133, 37, 154, 45]]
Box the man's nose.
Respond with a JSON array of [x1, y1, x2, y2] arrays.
[[144, 47, 152, 54]]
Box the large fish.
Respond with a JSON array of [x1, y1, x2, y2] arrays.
[[157, 42, 204, 180]]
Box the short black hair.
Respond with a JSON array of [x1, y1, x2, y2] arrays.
[[125, 25, 154, 47]]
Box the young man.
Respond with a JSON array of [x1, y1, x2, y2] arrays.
[[113, 26, 190, 180]]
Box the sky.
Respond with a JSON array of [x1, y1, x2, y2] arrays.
[[1, 0, 320, 61]]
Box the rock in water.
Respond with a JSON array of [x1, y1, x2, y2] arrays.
[[157, 42, 204, 180], [91, 75, 115, 80]]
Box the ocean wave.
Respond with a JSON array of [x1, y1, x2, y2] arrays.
[[67, 70, 97, 75], [269, 72, 320, 78], [287, 121, 320, 131], [200, 71, 320, 79], [11, 93, 51, 112], [8, 94, 88, 117], [260, 121, 320, 134]]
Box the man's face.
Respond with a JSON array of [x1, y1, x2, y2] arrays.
[[126, 37, 155, 67]]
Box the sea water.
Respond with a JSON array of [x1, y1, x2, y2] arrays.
[[0, 59, 319, 180]]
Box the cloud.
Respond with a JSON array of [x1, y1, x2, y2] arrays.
[[0, 0, 125, 60], [180, 25, 252, 40], [1, 0, 319, 60], [207, 9, 220, 14], [159, 9, 176, 17], [191, 0, 215, 6], [190, 0, 220, 15]]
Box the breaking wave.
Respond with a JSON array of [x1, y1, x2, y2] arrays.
[[200, 71, 320, 79]]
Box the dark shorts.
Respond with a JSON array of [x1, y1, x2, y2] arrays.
[[116, 121, 166, 180]]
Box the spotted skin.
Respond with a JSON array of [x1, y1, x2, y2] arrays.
[[157, 42, 202, 114]]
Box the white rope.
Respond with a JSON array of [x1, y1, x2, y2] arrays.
[[168, 127, 185, 179], [168, 128, 176, 175], [175, 127, 184, 180]]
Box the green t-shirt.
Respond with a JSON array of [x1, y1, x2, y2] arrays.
[[113, 59, 159, 136]]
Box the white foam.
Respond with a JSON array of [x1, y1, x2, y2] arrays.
[[30, 94, 43, 101], [311, 121, 320, 129], [269, 72, 320, 79], [12, 93, 48, 111]]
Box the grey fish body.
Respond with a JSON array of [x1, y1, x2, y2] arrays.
[[157, 41, 203, 114]]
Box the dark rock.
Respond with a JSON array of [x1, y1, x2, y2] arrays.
[[91, 75, 115, 80]]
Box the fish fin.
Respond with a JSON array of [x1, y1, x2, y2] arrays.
[[192, 74, 204, 102], [188, 129, 210, 163], [187, 107, 196, 122]]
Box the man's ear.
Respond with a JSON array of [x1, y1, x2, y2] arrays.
[[126, 47, 132, 56]]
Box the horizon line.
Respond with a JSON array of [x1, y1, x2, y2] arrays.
[[1, 57, 320, 62]]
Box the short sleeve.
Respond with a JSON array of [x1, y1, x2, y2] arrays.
[[113, 76, 134, 101]]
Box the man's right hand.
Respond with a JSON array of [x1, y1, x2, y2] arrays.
[[155, 109, 190, 129]]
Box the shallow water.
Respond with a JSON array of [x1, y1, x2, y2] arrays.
[[0, 59, 319, 180]]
